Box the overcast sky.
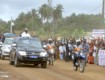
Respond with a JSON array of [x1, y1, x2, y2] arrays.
[[0, 0, 102, 21]]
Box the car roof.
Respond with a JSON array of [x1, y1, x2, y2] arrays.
[[5, 37, 14, 40], [4, 33, 16, 38], [14, 37, 40, 43], [18, 37, 40, 40]]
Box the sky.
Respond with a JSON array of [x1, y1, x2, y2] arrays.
[[0, 0, 102, 21]]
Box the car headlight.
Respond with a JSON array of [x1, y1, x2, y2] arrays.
[[40, 52, 47, 57], [2, 46, 10, 52], [80, 52, 85, 58], [0, 42, 2, 44], [3, 46, 7, 49], [18, 51, 26, 56]]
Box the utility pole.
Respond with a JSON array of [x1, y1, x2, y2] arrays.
[[31, 10, 34, 35], [27, 9, 34, 35], [10, 17, 14, 33], [48, 0, 52, 8], [102, 0, 105, 38], [48, 0, 54, 37], [102, 0, 105, 23], [10, 17, 12, 33]]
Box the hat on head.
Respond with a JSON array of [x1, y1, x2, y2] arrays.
[[48, 38, 52, 41], [25, 28, 28, 31]]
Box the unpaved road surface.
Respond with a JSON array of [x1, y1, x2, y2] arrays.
[[0, 59, 105, 80]]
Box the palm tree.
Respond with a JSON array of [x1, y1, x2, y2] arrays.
[[53, 4, 63, 21], [31, 9, 41, 31], [39, 4, 47, 22], [52, 4, 63, 33], [39, 4, 52, 31]]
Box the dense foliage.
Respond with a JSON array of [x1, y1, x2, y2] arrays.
[[0, 4, 104, 38]]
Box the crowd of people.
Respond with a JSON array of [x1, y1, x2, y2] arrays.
[[1, 27, 105, 66], [42, 36, 105, 66]]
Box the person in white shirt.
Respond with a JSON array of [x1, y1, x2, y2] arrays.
[[59, 43, 65, 60], [21, 28, 31, 37]]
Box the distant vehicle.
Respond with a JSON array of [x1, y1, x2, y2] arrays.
[[9, 37, 48, 68], [0, 38, 14, 60], [4, 33, 16, 38]]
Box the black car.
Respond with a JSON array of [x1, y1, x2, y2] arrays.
[[9, 37, 48, 68]]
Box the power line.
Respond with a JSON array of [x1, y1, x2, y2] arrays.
[[89, 4, 102, 13]]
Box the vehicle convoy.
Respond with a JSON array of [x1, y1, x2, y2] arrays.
[[72, 50, 86, 73], [0, 38, 14, 60], [9, 37, 48, 68]]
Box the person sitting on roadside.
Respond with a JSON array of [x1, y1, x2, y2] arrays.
[[21, 28, 31, 38]]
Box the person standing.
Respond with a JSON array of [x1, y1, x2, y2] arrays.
[[65, 40, 73, 62], [0, 34, 5, 43], [59, 43, 64, 60], [21, 28, 31, 37]]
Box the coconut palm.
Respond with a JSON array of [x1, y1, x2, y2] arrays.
[[53, 4, 63, 21], [39, 4, 52, 31], [52, 4, 63, 33]]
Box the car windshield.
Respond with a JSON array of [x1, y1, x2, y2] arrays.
[[4, 38, 14, 44], [18, 39, 42, 49]]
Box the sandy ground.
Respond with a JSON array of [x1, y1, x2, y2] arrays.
[[0, 59, 105, 80]]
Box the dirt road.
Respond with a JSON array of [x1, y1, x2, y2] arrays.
[[0, 59, 105, 80]]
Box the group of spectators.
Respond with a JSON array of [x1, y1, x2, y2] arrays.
[[1, 28, 105, 66], [43, 36, 105, 65]]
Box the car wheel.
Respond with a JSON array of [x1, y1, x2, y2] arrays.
[[9, 59, 14, 65], [9, 55, 14, 65], [41, 62, 47, 68], [14, 56, 20, 67], [33, 63, 38, 67], [1, 54, 5, 60], [0, 54, 1, 59]]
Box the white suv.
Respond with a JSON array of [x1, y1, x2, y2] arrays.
[[1, 38, 14, 60]]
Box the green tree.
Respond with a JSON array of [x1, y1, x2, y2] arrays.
[[52, 4, 63, 34], [39, 4, 53, 31]]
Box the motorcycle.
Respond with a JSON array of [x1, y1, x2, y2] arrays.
[[72, 50, 86, 73]]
